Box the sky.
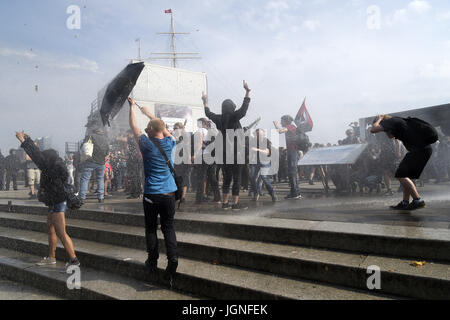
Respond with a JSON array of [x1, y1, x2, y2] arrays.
[[1, 0, 450, 154]]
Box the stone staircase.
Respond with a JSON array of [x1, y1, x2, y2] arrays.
[[0, 204, 448, 300]]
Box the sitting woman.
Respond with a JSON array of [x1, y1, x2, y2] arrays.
[[16, 131, 80, 270]]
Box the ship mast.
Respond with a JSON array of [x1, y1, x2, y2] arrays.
[[149, 9, 200, 68]]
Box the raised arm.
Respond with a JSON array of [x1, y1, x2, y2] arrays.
[[234, 80, 251, 120], [274, 121, 288, 134], [128, 98, 142, 142], [202, 92, 221, 125], [370, 115, 385, 134], [16, 131, 45, 169]]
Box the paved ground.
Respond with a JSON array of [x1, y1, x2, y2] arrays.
[[0, 277, 61, 300], [1, 180, 449, 229]]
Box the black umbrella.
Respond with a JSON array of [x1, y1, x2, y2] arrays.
[[100, 62, 145, 126]]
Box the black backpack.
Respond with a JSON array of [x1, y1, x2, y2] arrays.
[[295, 130, 311, 152], [405, 117, 438, 147]]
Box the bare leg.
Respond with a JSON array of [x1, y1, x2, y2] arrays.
[[51, 212, 76, 260], [232, 195, 239, 205], [30, 185, 35, 196], [223, 193, 230, 204], [47, 215, 57, 258], [383, 171, 392, 190], [399, 178, 420, 202]]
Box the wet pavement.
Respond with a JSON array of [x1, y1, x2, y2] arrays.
[[1, 181, 449, 229], [0, 276, 61, 300]]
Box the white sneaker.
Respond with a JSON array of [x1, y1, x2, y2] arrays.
[[36, 257, 57, 266]]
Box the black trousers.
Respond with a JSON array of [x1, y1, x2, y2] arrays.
[[143, 194, 178, 263], [194, 163, 221, 202], [5, 171, 18, 190], [0, 168, 4, 190], [222, 164, 242, 196]]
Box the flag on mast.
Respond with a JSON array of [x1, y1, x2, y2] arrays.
[[295, 98, 314, 133], [165, 9, 172, 14]]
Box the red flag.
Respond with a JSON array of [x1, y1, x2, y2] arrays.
[[165, 9, 172, 14], [295, 98, 314, 132]]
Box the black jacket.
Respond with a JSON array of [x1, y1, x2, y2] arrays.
[[0, 153, 5, 170], [86, 133, 109, 165], [205, 98, 250, 160], [21, 138, 68, 206], [5, 154, 21, 172]]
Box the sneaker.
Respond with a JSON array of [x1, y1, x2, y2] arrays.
[[232, 203, 248, 211], [383, 190, 395, 197], [65, 258, 80, 268], [390, 201, 410, 210], [309, 180, 314, 185], [287, 194, 303, 200], [222, 203, 231, 210], [407, 200, 426, 210], [36, 257, 56, 266], [271, 194, 279, 202], [252, 195, 260, 202], [98, 199, 104, 203]]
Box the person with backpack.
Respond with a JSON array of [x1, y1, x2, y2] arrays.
[[15, 131, 80, 270], [371, 115, 438, 210], [0, 149, 5, 191], [274, 115, 303, 199], [79, 128, 110, 204]]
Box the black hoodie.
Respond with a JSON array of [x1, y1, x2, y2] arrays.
[[21, 137, 68, 206], [205, 97, 250, 160]]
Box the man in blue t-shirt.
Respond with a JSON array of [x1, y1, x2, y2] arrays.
[[128, 97, 178, 280]]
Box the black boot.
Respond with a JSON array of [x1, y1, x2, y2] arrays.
[[163, 259, 178, 282]]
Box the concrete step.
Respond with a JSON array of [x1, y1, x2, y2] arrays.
[[2, 204, 450, 262], [0, 212, 448, 299], [0, 226, 396, 300], [0, 275, 62, 300], [0, 247, 199, 300]]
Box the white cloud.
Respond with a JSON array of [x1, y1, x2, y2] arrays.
[[0, 47, 36, 59], [386, 1, 431, 25], [408, 0, 431, 14], [418, 60, 450, 79], [0, 46, 99, 73], [302, 19, 320, 31]]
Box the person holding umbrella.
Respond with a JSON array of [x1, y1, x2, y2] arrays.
[[128, 97, 179, 282]]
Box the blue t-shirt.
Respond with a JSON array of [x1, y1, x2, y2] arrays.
[[139, 135, 177, 195]]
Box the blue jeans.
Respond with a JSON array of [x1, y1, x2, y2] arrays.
[[287, 150, 300, 196], [250, 164, 274, 196], [79, 161, 105, 200], [48, 202, 67, 214]]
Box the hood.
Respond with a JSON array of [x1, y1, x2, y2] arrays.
[[222, 99, 236, 114], [42, 149, 59, 167]]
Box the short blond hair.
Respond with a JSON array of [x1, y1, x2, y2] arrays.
[[147, 119, 165, 133]]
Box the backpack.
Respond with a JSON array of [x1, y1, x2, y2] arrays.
[[80, 137, 94, 162], [405, 117, 438, 147], [295, 130, 311, 152]]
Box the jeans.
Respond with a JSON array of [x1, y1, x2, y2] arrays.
[[287, 150, 300, 196], [79, 161, 105, 200], [143, 194, 178, 263], [250, 164, 274, 196]]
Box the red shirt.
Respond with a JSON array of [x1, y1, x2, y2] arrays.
[[285, 124, 297, 151]]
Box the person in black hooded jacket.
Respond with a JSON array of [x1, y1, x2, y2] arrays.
[[16, 131, 80, 270], [0, 149, 5, 190], [203, 80, 251, 211]]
